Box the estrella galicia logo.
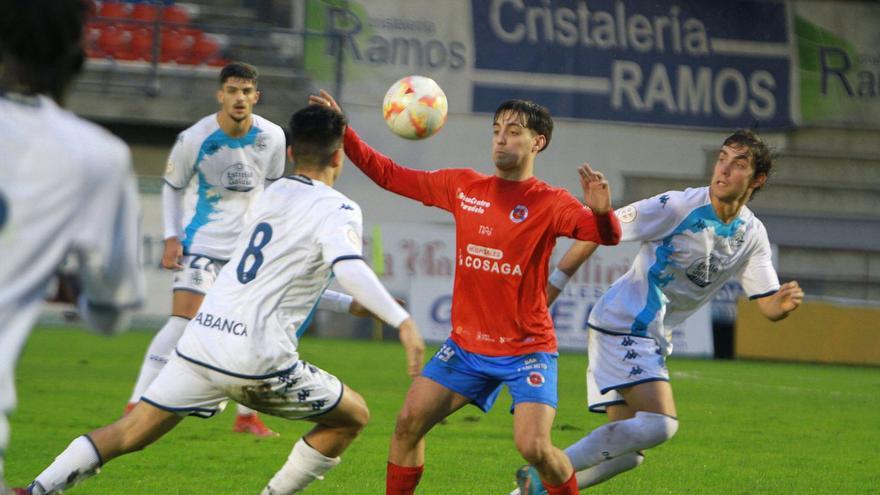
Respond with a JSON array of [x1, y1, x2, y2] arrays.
[[221, 162, 257, 191], [659, 194, 670, 207], [509, 205, 528, 223], [0, 189, 8, 231], [254, 133, 268, 152], [686, 253, 721, 288], [526, 371, 545, 387]]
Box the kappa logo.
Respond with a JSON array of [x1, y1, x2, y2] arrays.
[[526, 371, 545, 387], [509, 205, 528, 223], [659, 194, 670, 207], [621, 336, 636, 347], [628, 365, 644, 377], [623, 350, 640, 360], [339, 203, 354, 211]]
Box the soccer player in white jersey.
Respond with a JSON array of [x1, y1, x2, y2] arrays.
[[0, 1, 145, 494], [515, 130, 805, 494], [19, 104, 425, 495], [124, 62, 286, 436]]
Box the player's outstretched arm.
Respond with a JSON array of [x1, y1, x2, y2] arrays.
[[547, 241, 599, 306], [755, 281, 804, 321]]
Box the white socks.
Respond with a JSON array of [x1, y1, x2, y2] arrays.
[[237, 404, 257, 415], [566, 411, 678, 472], [261, 439, 341, 495], [30, 436, 102, 495], [574, 451, 644, 488], [128, 316, 188, 403]]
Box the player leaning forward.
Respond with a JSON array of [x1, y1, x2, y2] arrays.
[[310, 91, 621, 495], [19, 105, 425, 495], [515, 129, 805, 494]]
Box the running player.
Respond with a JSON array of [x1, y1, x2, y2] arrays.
[[514, 130, 804, 494], [0, 1, 144, 493], [18, 104, 425, 495], [309, 90, 621, 495], [125, 61, 284, 436]]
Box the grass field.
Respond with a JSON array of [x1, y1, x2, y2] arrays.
[[6, 327, 879, 494]]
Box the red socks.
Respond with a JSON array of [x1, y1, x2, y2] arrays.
[[386, 462, 424, 495], [544, 471, 578, 495]]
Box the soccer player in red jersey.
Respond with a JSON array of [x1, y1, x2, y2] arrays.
[[310, 90, 622, 494]]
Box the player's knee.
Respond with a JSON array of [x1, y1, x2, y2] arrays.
[[635, 411, 678, 447], [392, 407, 426, 444], [514, 435, 554, 466]]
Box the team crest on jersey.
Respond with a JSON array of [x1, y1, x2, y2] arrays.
[[509, 205, 528, 223], [526, 371, 545, 387], [221, 162, 257, 191], [345, 226, 361, 249], [732, 228, 746, 248], [686, 253, 722, 288], [617, 205, 637, 223], [254, 133, 268, 152]]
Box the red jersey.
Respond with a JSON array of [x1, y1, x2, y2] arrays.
[[344, 127, 620, 356]]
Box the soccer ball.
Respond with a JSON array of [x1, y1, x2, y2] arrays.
[[382, 75, 448, 140]]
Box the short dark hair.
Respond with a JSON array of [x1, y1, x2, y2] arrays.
[[0, 0, 88, 102], [219, 62, 258, 86], [288, 105, 347, 167], [723, 129, 774, 198], [493, 100, 554, 152]]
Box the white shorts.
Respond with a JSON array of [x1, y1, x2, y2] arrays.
[[142, 354, 344, 420], [172, 255, 224, 295], [587, 328, 669, 413]]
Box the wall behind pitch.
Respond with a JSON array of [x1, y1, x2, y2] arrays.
[[735, 298, 880, 366]]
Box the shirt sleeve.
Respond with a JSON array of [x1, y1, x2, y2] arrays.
[[738, 221, 781, 299], [315, 198, 365, 266], [554, 192, 622, 245], [615, 191, 689, 242], [163, 131, 196, 189], [72, 145, 146, 332], [343, 126, 458, 212]]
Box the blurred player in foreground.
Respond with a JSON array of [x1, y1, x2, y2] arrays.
[[0, 0, 145, 493], [125, 61, 284, 436], [18, 104, 425, 495], [514, 130, 804, 494], [310, 90, 621, 495]]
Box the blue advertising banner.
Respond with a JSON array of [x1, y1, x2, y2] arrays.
[[471, 0, 793, 129]]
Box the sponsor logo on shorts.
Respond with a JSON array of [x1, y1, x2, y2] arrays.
[[621, 336, 636, 347], [628, 365, 644, 377], [509, 205, 528, 223], [194, 311, 248, 336], [527, 371, 545, 387], [623, 350, 640, 360]]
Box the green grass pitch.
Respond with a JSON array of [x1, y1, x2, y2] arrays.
[[6, 327, 879, 494]]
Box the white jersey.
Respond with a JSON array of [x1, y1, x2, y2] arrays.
[[0, 92, 144, 410], [164, 113, 286, 261], [588, 187, 779, 355], [176, 175, 364, 377]]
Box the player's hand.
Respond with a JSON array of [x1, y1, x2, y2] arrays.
[[579, 162, 612, 215], [397, 318, 425, 378], [349, 297, 407, 318], [309, 90, 343, 114], [162, 237, 184, 270], [777, 280, 804, 313]]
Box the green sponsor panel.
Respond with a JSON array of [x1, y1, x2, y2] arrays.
[[303, 0, 374, 87], [795, 3, 880, 127]]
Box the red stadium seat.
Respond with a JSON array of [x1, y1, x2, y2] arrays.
[[160, 29, 188, 63], [162, 5, 190, 25], [130, 3, 158, 24], [189, 34, 219, 65], [97, 25, 126, 57], [98, 1, 128, 20], [130, 27, 155, 61]]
